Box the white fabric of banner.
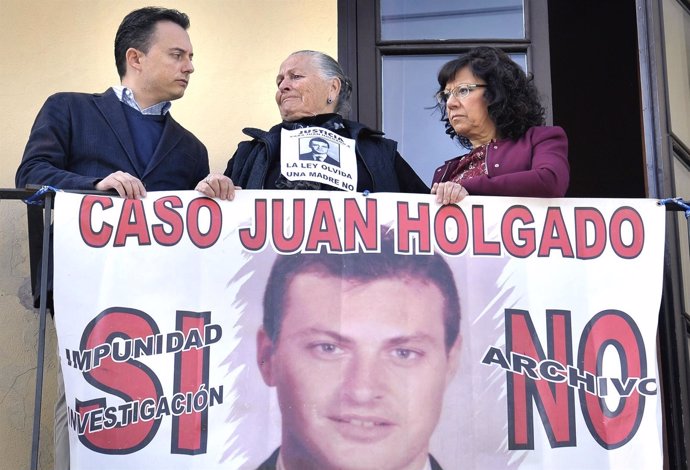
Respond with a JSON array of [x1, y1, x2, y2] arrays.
[[52, 190, 666, 470]]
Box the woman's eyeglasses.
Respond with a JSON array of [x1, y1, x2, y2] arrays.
[[436, 84, 487, 105]]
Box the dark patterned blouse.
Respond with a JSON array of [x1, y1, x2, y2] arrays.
[[450, 143, 489, 183]]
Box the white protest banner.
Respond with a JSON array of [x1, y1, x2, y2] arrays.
[[53, 190, 665, 470]]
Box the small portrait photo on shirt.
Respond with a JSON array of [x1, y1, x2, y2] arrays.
[[299, 137, 340, 167]]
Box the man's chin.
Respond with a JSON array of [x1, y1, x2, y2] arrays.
[[160, 93, 184, 103], [166, 87, 187, 101]]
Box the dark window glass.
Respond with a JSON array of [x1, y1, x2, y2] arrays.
[[380, 0, 525, 40]]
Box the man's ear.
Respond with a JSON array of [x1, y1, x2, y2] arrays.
[[125, 47, 145, 73], [256, 327, 276, 386], [445, 335, 462, 387]]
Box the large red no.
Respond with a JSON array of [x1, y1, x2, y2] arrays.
[[505, 309, 650, 450]]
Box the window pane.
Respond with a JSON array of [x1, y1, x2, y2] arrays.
[[381, 53, 526, 185], [663, 0, 690, 145], [380, 0, 525, 40]]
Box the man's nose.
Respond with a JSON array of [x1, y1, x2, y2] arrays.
[[183, 57, 194, 74], [341, 354, 384, 404]]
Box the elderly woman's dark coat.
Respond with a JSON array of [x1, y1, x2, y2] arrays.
[[224, 114, 428, 193]]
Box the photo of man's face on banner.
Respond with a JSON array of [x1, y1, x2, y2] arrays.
[[225, 232, 497, 470]]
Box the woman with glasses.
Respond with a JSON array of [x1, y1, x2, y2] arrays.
[[431, 47, 570, 202]]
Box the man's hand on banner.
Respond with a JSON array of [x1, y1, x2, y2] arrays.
[[431, 181, 468, 205], [195, 173, 240, 200], [96, 171, 147, 199]]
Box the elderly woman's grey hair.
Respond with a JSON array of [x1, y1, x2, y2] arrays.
[[290, 50, 353, 117]]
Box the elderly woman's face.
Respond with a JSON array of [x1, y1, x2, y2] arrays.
[[275, 54, 339, 121], [444, 67, 497, 145]]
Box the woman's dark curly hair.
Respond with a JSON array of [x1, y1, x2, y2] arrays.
[[436, 47, 545, 149]]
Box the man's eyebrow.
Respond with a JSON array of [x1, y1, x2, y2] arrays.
[[385, 334, 437, 348], [295, 328, 353, 345], [292, 329, 439, 348]]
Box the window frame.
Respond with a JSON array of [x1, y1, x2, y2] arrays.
[[338, 0, 552, 129]]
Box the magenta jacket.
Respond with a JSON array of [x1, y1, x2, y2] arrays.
[[431, 126, 570, 197]]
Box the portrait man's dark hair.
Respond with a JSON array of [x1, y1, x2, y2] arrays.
[[114, 7, 191, 78], [309, 137, 329, 148], [262, 231, 461, 351]]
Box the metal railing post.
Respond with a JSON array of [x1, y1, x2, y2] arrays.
[[29, 191, 53, 470]]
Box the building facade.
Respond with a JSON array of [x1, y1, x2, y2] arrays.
[[0, 1, 686, 468]]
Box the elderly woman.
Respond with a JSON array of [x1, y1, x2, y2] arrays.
[[431, 47, 569, 201], [197, 50, 432, 199]]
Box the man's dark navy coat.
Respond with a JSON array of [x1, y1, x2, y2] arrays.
[[16, 88, 208, 190]]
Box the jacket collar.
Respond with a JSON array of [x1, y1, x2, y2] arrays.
[[93, 89, 180, 178]]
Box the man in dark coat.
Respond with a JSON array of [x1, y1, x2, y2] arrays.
[[16, 8, 209, 197], [15, 8, 208, 470]]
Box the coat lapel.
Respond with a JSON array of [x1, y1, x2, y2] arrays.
[[93, 89, 141, 176], [143, 115, 183, 178]]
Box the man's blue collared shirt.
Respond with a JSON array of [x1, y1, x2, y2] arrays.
[[112, 86, 171, 115]]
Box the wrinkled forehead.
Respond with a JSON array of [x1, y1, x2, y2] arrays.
[[279, 53, 318, 75]]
